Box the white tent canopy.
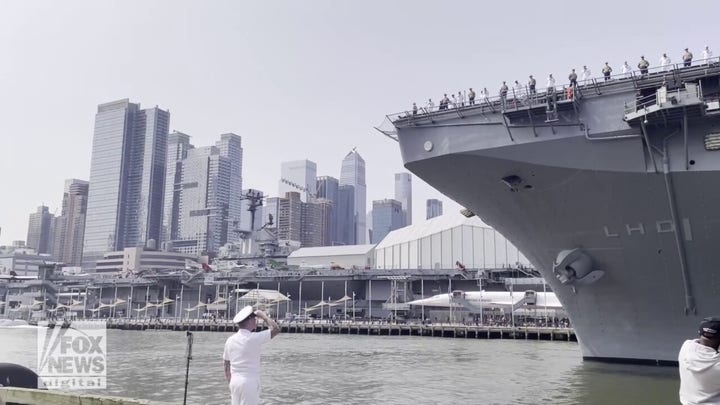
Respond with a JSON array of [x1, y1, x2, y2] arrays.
[[237, 289, 289, 302]]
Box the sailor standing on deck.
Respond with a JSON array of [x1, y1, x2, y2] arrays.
[[568, 69, 578, 88], [513, 80, 524, 100], [499, 81, 508, 107], [528, 75, 536, 95], [426, 98, 435, 112], [224, 306, 280, 405], [679, 317, 720, 405], [458, 91, 465, 107], [481, 87, 490, 103], [660, 53, 672, 71], [683, 48, 693, 67], [601, 62, 612, 81], [468, 88, 476, 105], [621, 61, 632, 78], [580, 65, 592, 84], [703, 46, 713, 62], [638, 56, 650, 75], [546, 74, 556, 93]]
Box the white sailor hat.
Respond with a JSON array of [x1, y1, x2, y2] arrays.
[[233, 306, 255, 324]]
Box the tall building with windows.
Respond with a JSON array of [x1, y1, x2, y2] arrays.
[[336, 185, 355, 245], [371, 199, 404, 244], [426, 199, 444, 219], [277, 192, 302, 243], [173, 146, 231, 256], [82, 99, 170, 269], [316, 176, 339, 245], [52, 179, 89, 265], [300, 199, 324, 247], [160, 133, 243, 255], [394, 173, 412, 227], [26, 206, 54, 254], [162, 132, 193, 244], [215, 134, 243, 244], [339, 149, 366, 244], [278, 160, 317, 203]]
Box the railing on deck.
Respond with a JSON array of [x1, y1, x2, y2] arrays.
[[389, 56, 720, 124]]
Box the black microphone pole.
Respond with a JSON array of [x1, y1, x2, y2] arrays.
[[183, 331, 193, 405]]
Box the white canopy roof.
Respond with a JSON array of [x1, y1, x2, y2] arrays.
[[375, 213, 491, 249], [238, 290, 289, 302]]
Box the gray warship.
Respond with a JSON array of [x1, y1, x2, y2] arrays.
[[381, 56, 720, 364]]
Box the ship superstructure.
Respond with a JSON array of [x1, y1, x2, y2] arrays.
[[383, 58, 720, 364]]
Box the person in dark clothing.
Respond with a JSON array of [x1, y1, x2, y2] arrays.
[[638, 56, 649, 75], [528, 75, 536, 94], [568, 69, 578, 87]]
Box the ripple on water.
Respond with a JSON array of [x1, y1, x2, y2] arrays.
[[0, 329, 680, 405]]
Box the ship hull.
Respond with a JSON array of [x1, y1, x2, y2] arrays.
[[396, 109, 720, 363]]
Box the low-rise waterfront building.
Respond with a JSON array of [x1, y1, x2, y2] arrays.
[[287, 244, 376, 269], [94, 246, 202, 274]]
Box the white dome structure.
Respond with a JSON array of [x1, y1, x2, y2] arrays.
[[374, 213, 530, 270]]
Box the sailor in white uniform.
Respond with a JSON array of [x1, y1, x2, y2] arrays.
[[660, 53, 672, 71], [224, 306, 280, 405], [580, 66, 592, 84], [621, 61, 632, 78], [703, 46, 713, 62]]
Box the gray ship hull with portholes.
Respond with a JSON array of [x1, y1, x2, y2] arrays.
[[387, 62, 720, 364]]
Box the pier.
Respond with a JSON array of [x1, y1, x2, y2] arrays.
[[103, 318, 576, 342]]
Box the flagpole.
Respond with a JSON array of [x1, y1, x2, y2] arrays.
[[145, 285, 150, 319], [344, 280, 348, 321], [320, 281, 325, 321], [113, 285, 118, 318], [162, 285, 167, 318], [127, 280, 134, 319], [543, 280, 548, 326], [197, 285, 202, 319], [276, 282, 281, 319], [421, 279, 424, 322], [179, 284, 184, 321]]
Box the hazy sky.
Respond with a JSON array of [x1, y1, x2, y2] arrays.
[[0, 0, 716, 245]]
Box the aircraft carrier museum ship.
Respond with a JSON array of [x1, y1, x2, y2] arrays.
[[382, 56, 720, 364]]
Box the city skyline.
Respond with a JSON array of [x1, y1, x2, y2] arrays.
[[14, 0, 702, 243]]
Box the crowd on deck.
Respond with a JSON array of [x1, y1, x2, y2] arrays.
[[410, 46, 715, 116]]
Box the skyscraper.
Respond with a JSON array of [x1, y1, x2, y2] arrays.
[[53, 179, 89, 265], [316, 176, 339, 244], [426, 199, 444, 219], [162, 131, 193, 244], [339, 149, 366, 244], [394, 173, 412, 227], [300, 199, 324, 247], [371, 199, 404, 244], [277, 192, 302, 243], [82, 99, 170, 269], [216, 134, 243, 244], [26, 206, 54, 254], [336, 185, 355, 245], [174, 146, 231, 256], [278, 160, 317, 203]]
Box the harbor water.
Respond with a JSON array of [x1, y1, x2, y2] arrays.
[[1, 328, 679, 404]]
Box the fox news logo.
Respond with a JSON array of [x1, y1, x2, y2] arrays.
[[37, 321, 106, 389]]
